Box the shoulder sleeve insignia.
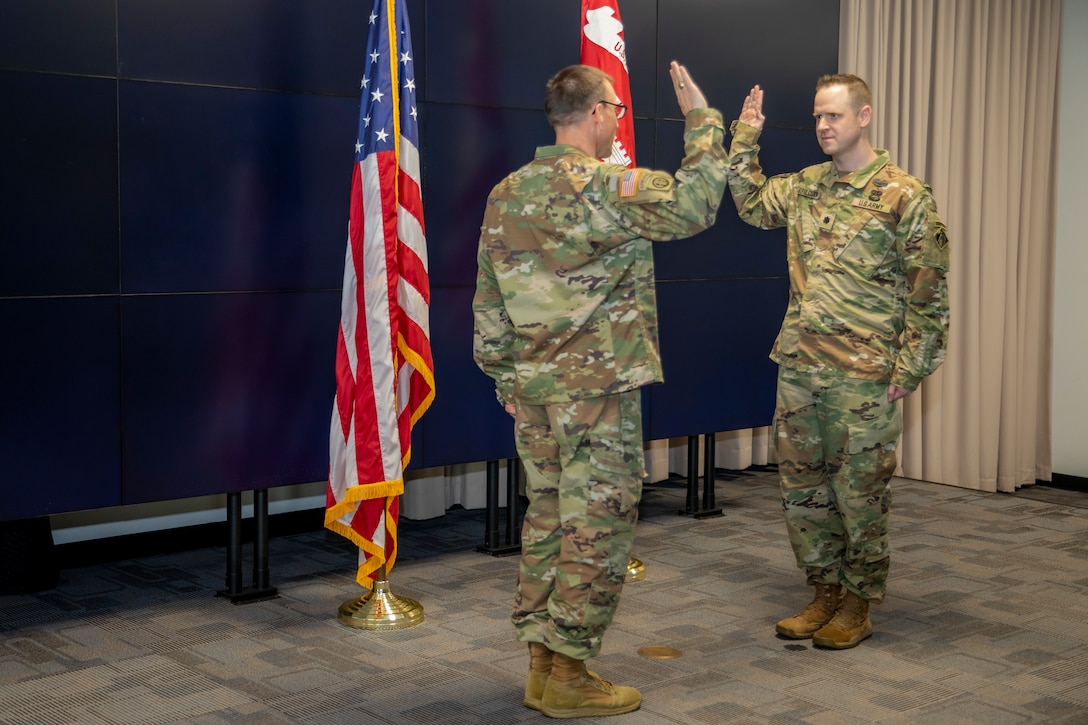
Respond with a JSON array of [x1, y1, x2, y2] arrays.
[[934, 220, 949, 249], [609, 169, 675, 204]]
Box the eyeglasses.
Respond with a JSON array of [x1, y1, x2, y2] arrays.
[[598, 100, 628, 119]]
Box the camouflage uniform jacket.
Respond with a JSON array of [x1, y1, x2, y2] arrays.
[[727, 121, 950, 390], [473, 108, 728, 405]]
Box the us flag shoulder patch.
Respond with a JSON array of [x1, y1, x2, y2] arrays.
[[619, 169, 641, 197]]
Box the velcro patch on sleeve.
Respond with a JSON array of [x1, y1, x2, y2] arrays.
[[610, 169, 675, 204], [619, 170, 641, 198]]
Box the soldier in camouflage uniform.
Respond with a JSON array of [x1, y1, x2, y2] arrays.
[[726, 75, 949, 649], [472, 61, 727, 717]]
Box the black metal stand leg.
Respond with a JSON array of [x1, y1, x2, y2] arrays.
[[684, 435, 699, 513], [477, 459, 522, 556], [701, 432, 718, 512], [253, 489, 270, 591], [679, 434, 724, 519], [223, 492, 243, 596], [217, 490, 279, 604], [483, 460, 500, 550]]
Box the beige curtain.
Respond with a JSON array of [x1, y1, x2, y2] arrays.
[[840, 0, 1059, 492]]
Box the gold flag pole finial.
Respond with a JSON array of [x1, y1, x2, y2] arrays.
[[337, 563, 425, 630]]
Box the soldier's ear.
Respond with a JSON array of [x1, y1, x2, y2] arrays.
[[858, 104, 872, 129]]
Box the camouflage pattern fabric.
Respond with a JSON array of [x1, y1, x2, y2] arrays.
[[726, 119, 949, 603], [472, 108, 727, 406], [512, 391, 643, 659], [473, 106, 727, 660], [774, 368, 901, 602], [727, 121, 950, 392]]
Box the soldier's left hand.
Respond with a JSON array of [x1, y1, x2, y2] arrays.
[[887, 384, 912, 402], [739, 85, 765, 130]]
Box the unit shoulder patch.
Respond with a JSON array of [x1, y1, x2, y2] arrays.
[[933, 220, 949, 250]]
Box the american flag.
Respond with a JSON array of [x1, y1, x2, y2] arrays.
[[326, 0, 433, 590]]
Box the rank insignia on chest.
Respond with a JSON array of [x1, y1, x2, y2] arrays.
[[817, 213, 835, 231]]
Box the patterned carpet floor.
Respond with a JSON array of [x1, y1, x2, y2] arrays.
[[2, 469, 1087, 724]]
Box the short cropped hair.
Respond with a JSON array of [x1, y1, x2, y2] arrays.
[[816, 73, 872, 112], [545, 64, 613, 128]]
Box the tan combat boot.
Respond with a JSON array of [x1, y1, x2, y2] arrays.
[[775, 582, 843, 639], [812, 590, 872, 649], [540, 652, 641, 718], [523, 642, 553, 710]]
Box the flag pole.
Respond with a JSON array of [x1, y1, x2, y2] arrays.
[[328, 0, 433, 627], [582, 0, 645, 585], [337, 563, 425, 630]]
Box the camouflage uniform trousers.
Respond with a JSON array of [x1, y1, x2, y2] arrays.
[[773, 367, 902, 602], [511, 389, 644, 660]]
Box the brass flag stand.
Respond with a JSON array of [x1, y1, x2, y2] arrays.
[[626, 556, 646, 583], [337, 564, 424, 630]]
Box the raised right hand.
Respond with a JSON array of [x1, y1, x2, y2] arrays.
[[669, 60, 708, 115], [740, 84, 765, 130]]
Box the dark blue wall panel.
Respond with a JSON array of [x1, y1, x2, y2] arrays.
[[424, 108, 659, 289], [1, 0, 839, 517], [656, 0, 839, 129], [423, 104, 551, 288], [0, 299, 122, 520], [117, 0, 367, 94], [653, 126, 828, 281], [416, 287, 516, 468], [1, 72, 120, 297], [119, 82, 356, 294], [648, 278, 787, 439], [0, 0, 116, 75], [424, 0, 580, 109], [121, 292, 338, 503]]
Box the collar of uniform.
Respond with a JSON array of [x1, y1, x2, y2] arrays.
[[818, 148, 891, 189], [534, 144, 592, 160]]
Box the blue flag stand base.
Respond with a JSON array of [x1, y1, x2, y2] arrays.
[[476, 458, 523, 556], [216, 489, 279, 604], [678, 434, 725, 519]]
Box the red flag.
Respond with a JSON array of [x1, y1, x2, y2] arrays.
[[581, 0, 635, 166], [326, 0, 433, 590]]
